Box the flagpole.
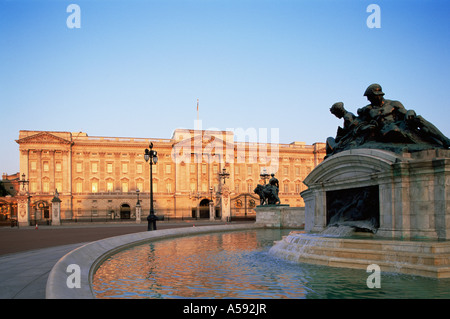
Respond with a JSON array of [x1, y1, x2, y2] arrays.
[[196, 98, 199, 130]]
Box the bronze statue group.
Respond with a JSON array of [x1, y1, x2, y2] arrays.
[[254, 83, 450, 207], [326, 83, 450, 158]]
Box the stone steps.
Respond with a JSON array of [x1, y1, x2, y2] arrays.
[[270, 234, 450, 278]]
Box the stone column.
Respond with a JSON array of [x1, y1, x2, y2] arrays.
[[301, 185, 327, 233], [209, 201, 215, 221], [51, 191, 61, 226], [17, 195, 30, 227], [301, 189, 315, 233], [221, 184, 231, 222], [37, 150, 42, 193], [136, 202, 142, 224]]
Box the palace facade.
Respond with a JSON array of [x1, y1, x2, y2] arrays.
[[14, 129, 325, 225]]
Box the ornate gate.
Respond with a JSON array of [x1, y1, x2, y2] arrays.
[[230, 193, 258, 221]]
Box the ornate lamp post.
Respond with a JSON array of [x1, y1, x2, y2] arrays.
[[209, 186, 215, 221], [135, 189, 141, 224], [260, 168, 270, 184], [218, 167, 230, 184], [18, 173, 29, 194], [136, 189, 141, 205], [144, 143, 158, 231], [209, 187, 214, 201], [218, 167, 231, 222]]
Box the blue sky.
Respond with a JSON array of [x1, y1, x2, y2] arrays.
[[1, 0, 449, 174]]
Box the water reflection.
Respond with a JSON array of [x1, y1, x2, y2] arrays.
[[92, 229, 450, 299]]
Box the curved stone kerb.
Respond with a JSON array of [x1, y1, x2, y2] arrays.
[[304, 149, 403, 187], [45, 223, 261, 299]]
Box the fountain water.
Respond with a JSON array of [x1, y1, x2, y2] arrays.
[[269, 224, 450, 278], [92, 228, 450, 299], [318, 225, 356, 237]]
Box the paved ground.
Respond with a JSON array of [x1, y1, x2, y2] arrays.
[[0, 220, 245, 299]]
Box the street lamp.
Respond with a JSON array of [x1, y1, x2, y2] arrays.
[[260, 168, 270, 184], [136, 189, 140, 205], [18, 173, 29, 194], [144, 143, 158, 231], [218, 168, 230, 184], [209, 186, 215, 221]]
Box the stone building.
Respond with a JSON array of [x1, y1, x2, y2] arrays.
[[15, 129, 325, 225], [0, 173, 20, 224]]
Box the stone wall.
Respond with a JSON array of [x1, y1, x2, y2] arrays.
[[255, 205, 305, 228]]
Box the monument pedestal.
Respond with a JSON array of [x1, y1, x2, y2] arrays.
[[51, 196, 61, 226], [17, 195, 30, 227], [255, 205, 306, 228], [301, 148, 450, 240], [136, 203, 142, 224], [209, 202, 215, 221], [220, 185, 231, 222]]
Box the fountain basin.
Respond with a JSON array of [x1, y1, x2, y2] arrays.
[[269, 231, 450, 278], [46, 223, 261, 299]]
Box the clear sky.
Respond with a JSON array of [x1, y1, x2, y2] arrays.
[[1, 0, 449, 174]]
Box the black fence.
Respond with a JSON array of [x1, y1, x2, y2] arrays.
[[3, 207, 255, 226]]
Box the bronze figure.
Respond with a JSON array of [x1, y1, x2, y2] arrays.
[[326, 84, 450, 158]]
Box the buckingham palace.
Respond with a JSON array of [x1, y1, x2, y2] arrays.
[[12, 129, 325, 225]]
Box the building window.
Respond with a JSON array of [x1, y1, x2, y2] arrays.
[[136, 181, 143, 192], [247, 183, 252, 193], [55, 162, 62, 172], [92, 182, 98, 193], [296, 183, 301, 193], [56, 182, 62, 192], [166, 183, 171, 193], [91, 162, 98, 173], [153, 182, 158, 193], [107, 163, 113, 173], [202, 164, 207, 174], [235, 184, 240, 193], [295, 167, 300, 176], [247, 166, 252, 175], [283, 166, 289, 176], [235, 166, 240, 175], [76, 182, 83, 193], [30, 161, 37, 171], [106, 181, 114, 192], [76, 163, 83, 173], [190, 183, 196, 192], [136, 163, 143, 174], [43, 181, 49, 193], [122, 182, 129, 193], [30, 182, 37, 193], [284, 183, 289, 193], [166, 164, 172, 174], [122, 163, 128, 173], [190, 164, 196, 174], [43, 161, 49, 172]]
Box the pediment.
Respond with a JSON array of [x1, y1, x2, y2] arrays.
[[16, 132, 72, 145], [304, 149, 401, 187], [172, 135, 235, 152]]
